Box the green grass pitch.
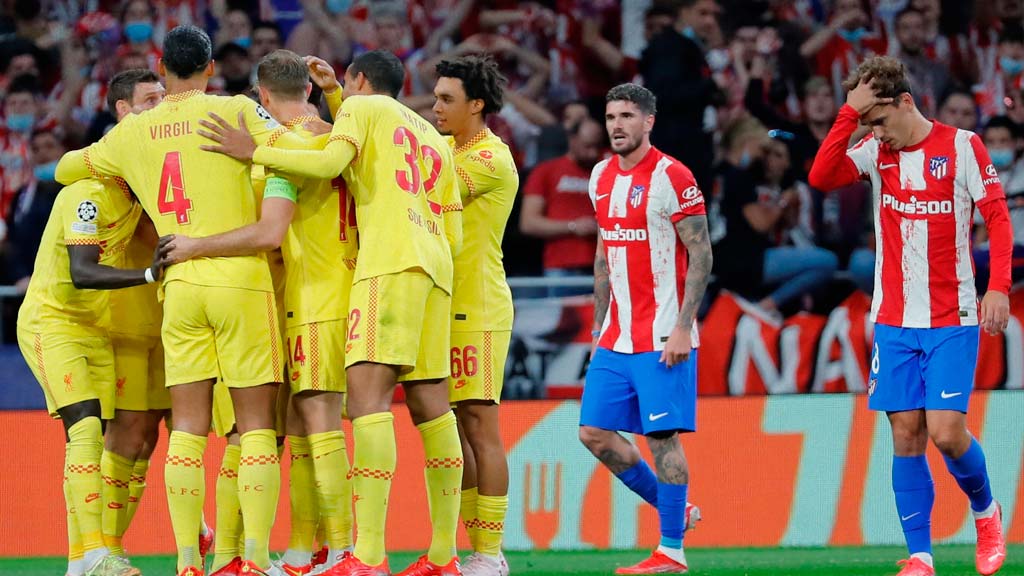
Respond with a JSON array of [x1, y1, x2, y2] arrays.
[[3, 545, 1022, 575]]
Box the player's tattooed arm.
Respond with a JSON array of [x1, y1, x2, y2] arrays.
[[675, 215, 713, 330], [592, 237, 611, 332]]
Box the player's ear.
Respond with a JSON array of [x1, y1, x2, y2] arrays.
[[305, 82, 313, 98], [114, 100, 132, 121], [157, 58, 166, 78], [470, 98, 484, 116], [645, 113, 655, 133], [204, 60, 215, 78]]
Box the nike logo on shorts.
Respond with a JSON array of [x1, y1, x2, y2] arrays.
[[648, 412, 669, 422], [596, 194, 610, 201], [879, 163, 898, 169], [940, 390, 963, 399], [901, 512, 921, 521]]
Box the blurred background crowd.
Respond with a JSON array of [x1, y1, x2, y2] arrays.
[[1, 0, 1023, 338]]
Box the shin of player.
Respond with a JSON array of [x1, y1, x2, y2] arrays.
[[578, 84, 712, 576], [808, 56, 1011, 576], [432, 56, 518, 576]]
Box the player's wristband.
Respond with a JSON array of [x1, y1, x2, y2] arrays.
[[144, 268, 155, 284], [591, 330, 601, 338]]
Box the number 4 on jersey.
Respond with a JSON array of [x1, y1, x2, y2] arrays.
[[158, 151, 193, 224]]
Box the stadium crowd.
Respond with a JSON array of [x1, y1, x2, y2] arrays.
[[1, 0, 1024, 324]]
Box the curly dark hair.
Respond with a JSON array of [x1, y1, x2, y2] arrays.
[[842, 56, 912, 99], [435, 56, 507, 116]]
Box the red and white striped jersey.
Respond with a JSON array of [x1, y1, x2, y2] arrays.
[[846, 121, 1005, 327], [589, 147, 705, 354]]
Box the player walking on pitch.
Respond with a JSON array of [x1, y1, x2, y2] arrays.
[[809, 56, 1010, 576], [578, 83, 712, 575], [432, 55, 519, 576]]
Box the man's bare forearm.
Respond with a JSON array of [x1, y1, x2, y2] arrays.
[[593, 240, 610, 331], [676, 216, 712, 329]]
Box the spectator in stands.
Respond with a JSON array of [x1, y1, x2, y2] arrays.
[[1, 128, 63, 290], [0, 74, 43, 220], [975, 115, 1024, 289], [0, 38, 42, 96], [535, 100, 590, 163], [519, 117, 603, 296], [894, 7, 949, 119], [214, 42, 253, 96], [800, 0, 887, 106], [214, 8, 253, 50], [755, 134, 817, 248], [711, 116, 837, 317], [250, 21, 283, 62], [286, 0, 358, 69], [975, 22, 1024, 122], [938, 89, 979, 131], [640, 0, 722, 193], [117, 0, 161, 71]]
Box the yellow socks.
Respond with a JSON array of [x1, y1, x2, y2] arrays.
[[238, 429, 281, 569], [66, 417, 105, 556], [165, 431, 207, 571], [475, 494, 508, 557], [309, 430, 353, 550], [212, 443, 242, 571], [285, 435, 317, 565], [351, 412, 396, 566], [124, 459, 149, 529], [100, 450, 133, 556], [65, 472, 85, 575], [418, 411, 464, 565], [461, 487, 480, 550]]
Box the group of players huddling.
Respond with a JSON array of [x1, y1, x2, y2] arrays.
[[15, 20, 1011, 576]]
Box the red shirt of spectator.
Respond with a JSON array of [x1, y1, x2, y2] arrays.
[[525, 154, 597, 270]]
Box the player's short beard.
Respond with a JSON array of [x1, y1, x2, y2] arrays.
[[612, 133, 641, 157]]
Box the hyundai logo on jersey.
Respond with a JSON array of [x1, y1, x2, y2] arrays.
[[929, 156, 948, 179], [629, 184, 645, 208]]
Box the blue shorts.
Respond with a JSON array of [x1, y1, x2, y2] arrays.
[[580, 348, 697, 435], [868, 324, 979, 413]]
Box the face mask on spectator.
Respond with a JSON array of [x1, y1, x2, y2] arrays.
[[123, 21, 153, 44], [326, 0, 351, 15], [6, 113, 34, 133], [33, 160, 57, 181], [990, 148, 1015, 169], [681, 26, 697, 40], [837, 27, 868, 44], [1000, 56, 1024, 75], [738, 150, 753, 169], [234, 36, 252, 49]]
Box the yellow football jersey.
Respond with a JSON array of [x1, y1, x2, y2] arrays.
[[107, 237, 161, 338], [251, 94, 462, 294], [18, 179, 141, 332], [448, 129, 519, 332], [55, 90, 289, 293]]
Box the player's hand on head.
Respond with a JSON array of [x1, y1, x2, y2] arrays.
[[198, 111, 256, 162], [659, 326, 692, 368], [980, 291, 1010, 335], [847, 78, 894, 116], [304, 55, 340, 93]]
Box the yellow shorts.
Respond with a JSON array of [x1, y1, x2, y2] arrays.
[[17, 326, 115, 419], [162, 281, 283, 388], [346, 271, 450, 382], [286, 320, 347, 394], [111, 334, 170, 412], [448, 331, 511, 404]]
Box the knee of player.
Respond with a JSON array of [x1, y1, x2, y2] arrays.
[[928, 426, 969, 457], [578, 425, 611, 452]]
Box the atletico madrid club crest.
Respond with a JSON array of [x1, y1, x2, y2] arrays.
[[929, 156, 948, 179], [629, 184, 645, 208]]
